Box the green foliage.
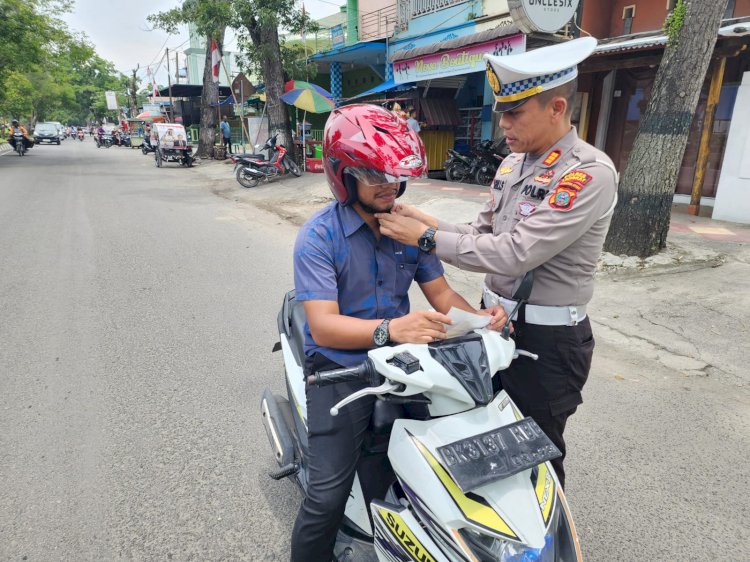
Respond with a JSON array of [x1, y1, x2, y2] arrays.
[[664, 0, 686, 46], [0, 0, 126, 124]]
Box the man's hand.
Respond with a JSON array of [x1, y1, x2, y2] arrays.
[[376, 212, 429, 246], [391, 204, 439, 228], [389, 310, 452, 344], [479, 306, 511, 332]]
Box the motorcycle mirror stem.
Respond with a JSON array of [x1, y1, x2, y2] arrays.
[[501, 270, 534, 339]]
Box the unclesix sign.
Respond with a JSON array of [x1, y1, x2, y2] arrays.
[[509, 0, 580, 34], [393, 34, 526, 85]]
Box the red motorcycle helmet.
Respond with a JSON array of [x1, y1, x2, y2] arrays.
[[323, 104, 427, 206]]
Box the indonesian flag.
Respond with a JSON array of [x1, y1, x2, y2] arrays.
[[211, 39, 221, 84], [147, 67, 159, 97]]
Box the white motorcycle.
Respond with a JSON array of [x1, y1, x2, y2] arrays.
[[263, 275, 582, 561]]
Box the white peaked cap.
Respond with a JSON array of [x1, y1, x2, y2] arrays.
[[484, 36, 597, 112]]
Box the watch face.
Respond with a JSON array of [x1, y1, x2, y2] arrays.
[[374, 321, 389, 346]]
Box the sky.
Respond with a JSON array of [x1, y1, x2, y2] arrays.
[[59, 0, 341, 85]]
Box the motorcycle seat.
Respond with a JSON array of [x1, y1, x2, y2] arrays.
[[279, 290, 307, 367]]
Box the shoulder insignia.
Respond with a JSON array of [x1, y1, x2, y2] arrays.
[[560, 170, 592, 189], [499, 166, 513, 175], [543, 149, 561, 166]]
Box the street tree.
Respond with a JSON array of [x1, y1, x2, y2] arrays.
[[234, 0, 318, 150], [604, 0, 731, 257], [148, 0, 233, 159]]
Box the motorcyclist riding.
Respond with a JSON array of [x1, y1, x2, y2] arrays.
[[8, 119, 32, 151], [289, 103, 508, 562]]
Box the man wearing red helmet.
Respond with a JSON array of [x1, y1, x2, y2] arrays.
[[291, 104, 507, 562]]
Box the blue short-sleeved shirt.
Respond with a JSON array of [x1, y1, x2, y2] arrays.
[[293, 202, 445, 367], [220, 121, 230, 138]]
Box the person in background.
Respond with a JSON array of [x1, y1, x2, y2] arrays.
[[406, 109, 421, 133], [220, 115, 232, 155]]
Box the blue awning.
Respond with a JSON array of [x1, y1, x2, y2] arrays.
[[308, 41, 387, 66], [348, 78, 415, 100]]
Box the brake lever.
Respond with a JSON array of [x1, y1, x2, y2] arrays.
[[330, 381, 401, 416]]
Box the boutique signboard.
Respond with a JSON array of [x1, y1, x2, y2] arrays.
[[393, 33, 526, 85]]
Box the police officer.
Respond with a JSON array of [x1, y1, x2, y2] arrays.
[[377, 37, 618, 488]]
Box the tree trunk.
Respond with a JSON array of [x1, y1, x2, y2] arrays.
[[244, 17, 292, 151], [197, 31, 224, 159], [130, 67, 139, 120], [603, 0, 729, 257]]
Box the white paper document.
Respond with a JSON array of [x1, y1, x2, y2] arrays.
[[444, 307, 490, 338]]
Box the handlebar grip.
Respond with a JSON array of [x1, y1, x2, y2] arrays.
[[307, 361, 378, 387]]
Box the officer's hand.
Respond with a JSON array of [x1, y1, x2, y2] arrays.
[[389, 311, 452, 344], [479, 306, 512, 333], [391, 204, 438, 228], [376, 213, 428, 246]]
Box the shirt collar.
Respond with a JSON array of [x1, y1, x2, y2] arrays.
[[338, 203, 367, 238]]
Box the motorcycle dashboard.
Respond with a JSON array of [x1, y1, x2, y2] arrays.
[[427, 333, 494, 406]]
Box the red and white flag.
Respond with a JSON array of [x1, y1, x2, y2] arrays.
[[147, 67, 159, 97], [211, 39, 221, 84]]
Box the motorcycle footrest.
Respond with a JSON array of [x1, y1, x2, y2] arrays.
[[269, 463, 300, 480]]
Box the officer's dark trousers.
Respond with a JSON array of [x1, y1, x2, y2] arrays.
[[291, 353, 390, 562], [496, 316, 595, 489]]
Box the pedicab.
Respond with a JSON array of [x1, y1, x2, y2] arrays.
[[152, 123, 194, 168]]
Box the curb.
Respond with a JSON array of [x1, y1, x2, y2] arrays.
[[0, 143, 12, 156]]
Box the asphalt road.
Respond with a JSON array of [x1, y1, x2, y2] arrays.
[[1, 139, 748, 561]]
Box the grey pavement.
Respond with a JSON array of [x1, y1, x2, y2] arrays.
[[1, 144, 748, 561]]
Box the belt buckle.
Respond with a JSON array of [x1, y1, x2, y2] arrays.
[[569, 306, 579, 326]]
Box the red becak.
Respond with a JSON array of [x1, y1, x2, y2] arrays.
[[322, 104, 427, 206]]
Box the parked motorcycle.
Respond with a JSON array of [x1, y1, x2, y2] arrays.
[[444, 148, 474, 182], [262, 272, 582, 562], [234, 134, 301, 188], [473, 139, 511, 186]]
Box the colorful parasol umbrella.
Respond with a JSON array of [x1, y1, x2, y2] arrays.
[[280, 88, 335, 114], [284, 80, 333, 99], [135, 110, 165, 122]]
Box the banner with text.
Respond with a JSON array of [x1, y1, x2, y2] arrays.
[[393, 34, 526, 84]]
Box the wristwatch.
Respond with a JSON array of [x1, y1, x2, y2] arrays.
[[418, 227, 437, 254], [373, 319, 391, 347]]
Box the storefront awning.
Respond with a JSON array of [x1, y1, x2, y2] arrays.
[[348, 78, 415, 100], [308, 41, 387, 66]]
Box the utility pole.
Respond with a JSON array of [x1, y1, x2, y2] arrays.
[[175, 50, 180, 85], [166, 47, 174, 122]]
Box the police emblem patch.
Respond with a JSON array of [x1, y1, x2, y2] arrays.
[[543, 149, 561, 166], [486, 62, 502, 95], [518, 201, 537, 218], [548, 187, 578, 211]]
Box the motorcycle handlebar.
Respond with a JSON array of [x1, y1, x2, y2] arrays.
[[307, 360, 380, 387]]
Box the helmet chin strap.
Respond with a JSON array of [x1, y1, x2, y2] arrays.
[[358, 201, 391, 215]]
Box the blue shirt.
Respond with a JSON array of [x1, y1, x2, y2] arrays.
[[220, 121, 230, 138], [294, 202, 444, 367]]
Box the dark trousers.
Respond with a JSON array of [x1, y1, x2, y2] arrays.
[[495, 315, 595, 489], [222, 135, 232, 153], [291, 353, 390, 562]]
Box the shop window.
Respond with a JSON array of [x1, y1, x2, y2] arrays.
[[622, 5, 635, 35]]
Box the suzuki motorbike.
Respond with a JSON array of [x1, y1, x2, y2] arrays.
[[95, 134, 112, 148], [234, 134, 301, 188], [262, 273, 582, 562]]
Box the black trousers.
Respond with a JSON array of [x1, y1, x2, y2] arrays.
[[495, 314, 595, 489], [222, 135, 232, 153], [290, 353, 391, 562]]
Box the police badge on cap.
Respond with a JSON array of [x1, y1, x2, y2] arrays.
[[484, 37, 597, 112]]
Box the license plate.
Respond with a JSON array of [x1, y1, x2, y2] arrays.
[[436, 418, 561, 493]]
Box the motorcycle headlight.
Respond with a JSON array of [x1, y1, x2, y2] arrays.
[[456, 502, 579, 562]]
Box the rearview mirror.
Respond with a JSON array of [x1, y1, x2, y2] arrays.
[[512, 270, 534, 303]]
